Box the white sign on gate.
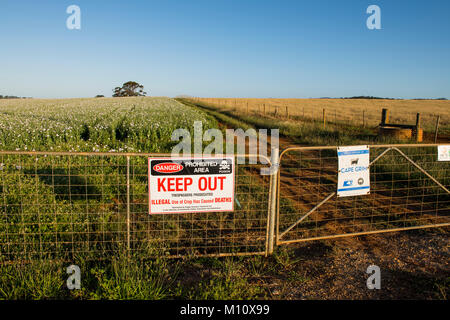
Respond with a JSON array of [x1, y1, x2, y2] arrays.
[[337, 145, 370, 197], [437, 145, 450, 161], [148, 156, 235, 214]]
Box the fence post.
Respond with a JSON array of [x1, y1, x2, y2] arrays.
[[381, 108, 389, 126], [415, 113, 421, 142], [126, 156, 131, 251], [323, 108, 326, 128], [266, 147, 279, 256], [434, 115, 440, 143]]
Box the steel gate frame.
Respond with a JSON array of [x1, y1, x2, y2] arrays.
[[274, 144, 450, 246], [0, 150, 273, 261]]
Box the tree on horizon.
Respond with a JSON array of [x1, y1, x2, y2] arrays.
[[113, 81, 147, 97]]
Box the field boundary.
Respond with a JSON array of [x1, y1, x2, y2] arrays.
[[0, 151, 272, 261], [1, 144, 449, 261]]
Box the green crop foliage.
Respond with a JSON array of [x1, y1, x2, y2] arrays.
[[0, 97, 216, 153]]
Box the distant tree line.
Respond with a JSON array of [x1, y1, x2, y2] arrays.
[[319, 96, 448, 100], [0, 95, 29, 99], [412, 97, 447, 100], [342, 96, 395, 100]]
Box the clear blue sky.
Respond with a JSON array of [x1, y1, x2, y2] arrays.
[[1, 0, 449, 99]]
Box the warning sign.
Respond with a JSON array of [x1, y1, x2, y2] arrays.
[[148, 156, 235, 214], [437, 145, 450, 161], [337, 145, 370, 197]]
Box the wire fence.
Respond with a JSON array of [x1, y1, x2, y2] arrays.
[[276, 144, 450, 244], [1, 145, 449, 262], [190, 98, 450, 134], [0, 151, 271, 262]]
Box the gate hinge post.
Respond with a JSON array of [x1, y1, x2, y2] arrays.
[[266, 147, 279, 256]]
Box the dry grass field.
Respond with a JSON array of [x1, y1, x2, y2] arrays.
[[193, 98, 450, 133]]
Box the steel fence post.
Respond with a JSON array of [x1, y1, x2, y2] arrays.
[[126, 156, 131, 251], [267, 147, 279, 255]]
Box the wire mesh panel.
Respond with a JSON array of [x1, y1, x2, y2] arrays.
[[0, 152, 129, 261], [0, 152, 271, 262], [277, 145, 450, 244], [129, 155, 271, 257]]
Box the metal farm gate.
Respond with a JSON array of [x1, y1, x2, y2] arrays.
[[0, 151, 272, 261], [0, 144, 449, 262], [275, 144, 450, 245]]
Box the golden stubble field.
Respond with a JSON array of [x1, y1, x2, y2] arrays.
[[194, 98, 450, 131]]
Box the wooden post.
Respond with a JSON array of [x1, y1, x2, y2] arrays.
[[323, 108, 326, 128], [381, 108, 389, 126], [434, 115, 440, 143], [415, 113, 421, 127], [363, 110, 365, 128], [285, 106, 289, 119], [263, 104, 266, 115], [415, 113, 421, 142], [247, 102, 249, 114]]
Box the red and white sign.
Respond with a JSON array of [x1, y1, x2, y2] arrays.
[[148, 156, 235, 214]]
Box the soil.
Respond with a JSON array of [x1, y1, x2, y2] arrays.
[[266, 229, 449, 299]]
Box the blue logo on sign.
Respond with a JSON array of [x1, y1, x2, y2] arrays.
[[343, 180, 353, 187]]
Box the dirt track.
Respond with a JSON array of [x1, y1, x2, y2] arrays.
[[185, 100, 450, 299], [266, 229, 449, 299]]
